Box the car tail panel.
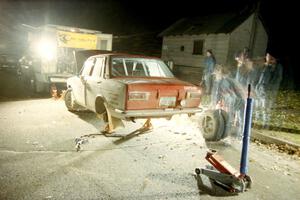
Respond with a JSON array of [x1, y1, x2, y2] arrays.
[[125, 78, 201, 110]]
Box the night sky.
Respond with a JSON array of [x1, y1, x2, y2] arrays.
[[0, 0, 296, 54], [0, 0, 298, 87]]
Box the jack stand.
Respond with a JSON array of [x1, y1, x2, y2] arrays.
[[142, 118, 153, 130], [108, 118, 153, 137], [75, 117, 153, 151], [195, 150, 252, 193], [102, 123, 115, 134], [102, 105, 115, 134], [101, 103, 125, 134]]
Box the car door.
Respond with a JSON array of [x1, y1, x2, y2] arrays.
[[85, 56, 106, 111], [73, 58, 95, 106]]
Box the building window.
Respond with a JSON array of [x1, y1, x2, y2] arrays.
[[193, 40, 204, 55], [100, 40, 108, 50], [180, 45, 185, 52], [180, 45, 184, 51]]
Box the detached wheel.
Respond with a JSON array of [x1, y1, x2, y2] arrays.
[[220, 110, 230, 139], [199, 109, 226, 141]]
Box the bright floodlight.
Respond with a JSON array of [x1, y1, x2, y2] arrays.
[[35, 39, 56, 60]]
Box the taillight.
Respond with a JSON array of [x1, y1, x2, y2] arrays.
[[180, 99, 187, 107], [128, 91, 150, 101], [186, 91, 201, 99]]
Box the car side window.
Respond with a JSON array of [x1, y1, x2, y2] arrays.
[[92, 57, 105, 78], [132, 61, 147, 76], [112, 58, 126, 76], [81, 58, 95, 76]]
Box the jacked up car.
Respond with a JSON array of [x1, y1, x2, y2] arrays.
[[65, 50, 226, 140]]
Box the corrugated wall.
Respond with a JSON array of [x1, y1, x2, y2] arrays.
[[227, 14, 254, 67], [227, 14, 268, 66], [161, 34, 229, 67], [161, 34, 229, 83], [252, 19, 268, 58]]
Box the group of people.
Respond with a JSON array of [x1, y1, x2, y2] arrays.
[[202, 47, 283, 137]]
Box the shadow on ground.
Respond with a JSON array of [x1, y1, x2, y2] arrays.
[[73, 111, 102, 130], [194, 174, 238, 197], [73, 111, 154, 146]]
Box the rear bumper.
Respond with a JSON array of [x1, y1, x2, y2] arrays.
[[49, 75, 72, 90], [110, 107, 203, 120], [49, 75, 73, 84], [49, 77, 68, 83]]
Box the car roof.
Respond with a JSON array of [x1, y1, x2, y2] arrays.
[[90, 53, 160, 60]]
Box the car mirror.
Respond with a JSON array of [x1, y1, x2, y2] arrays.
[[80, 75, 85, 82], [167, 61, 174, 71]]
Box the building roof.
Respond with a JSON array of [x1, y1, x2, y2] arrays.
[[159, 10, 258, 37], [20, 24, 102, 34]]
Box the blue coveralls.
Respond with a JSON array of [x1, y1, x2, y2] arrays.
[[203, 56, 216, 94], [255, 63, 283, 126]]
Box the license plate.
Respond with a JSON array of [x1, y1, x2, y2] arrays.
[[159, 97, 176, 107]]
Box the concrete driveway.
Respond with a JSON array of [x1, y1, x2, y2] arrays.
[[0, 98, 299, 200]]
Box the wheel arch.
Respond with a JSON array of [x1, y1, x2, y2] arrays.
[[95, 95, 107, 114]]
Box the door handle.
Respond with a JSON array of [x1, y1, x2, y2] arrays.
[[97, 81, 102, 84]]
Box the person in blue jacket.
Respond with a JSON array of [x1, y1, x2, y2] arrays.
[[234, 47, 250, 82], [255, 53, 283, 127], [202, 50, 216, 94]]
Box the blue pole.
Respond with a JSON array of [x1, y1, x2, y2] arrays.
[[240, 84, 254, 175]]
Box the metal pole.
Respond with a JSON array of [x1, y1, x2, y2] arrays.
[[240, 84, 254, 175]]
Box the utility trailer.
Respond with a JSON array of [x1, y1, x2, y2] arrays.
[[20, 24, 113, 94]]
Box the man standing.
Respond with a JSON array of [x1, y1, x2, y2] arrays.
[[255, 53, 283, 127], [202, 50, 216, 94]]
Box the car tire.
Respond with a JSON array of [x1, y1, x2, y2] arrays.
[[220, 109, 230, 139], [199, 109, 226, 141], [64, 89, 82, 112]]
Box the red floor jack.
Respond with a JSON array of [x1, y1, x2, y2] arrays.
[[195, 84, 253, 193]]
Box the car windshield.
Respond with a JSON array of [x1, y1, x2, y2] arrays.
[[111, 57, 174, 78]]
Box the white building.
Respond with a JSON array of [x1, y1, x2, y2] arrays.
[[159, 10, 268, 83]]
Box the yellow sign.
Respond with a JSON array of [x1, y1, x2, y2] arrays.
[[57, 31, 97, 49]]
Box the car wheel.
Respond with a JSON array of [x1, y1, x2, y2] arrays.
[[64, 89, 84, 112], [199, 109, 225, 141], [220, 109, 230, 139], [64, 89, 75, 111]]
